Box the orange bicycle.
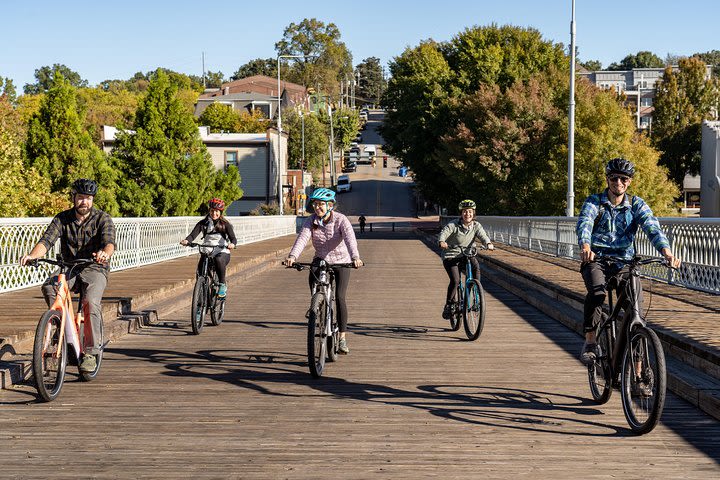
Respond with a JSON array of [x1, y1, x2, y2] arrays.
[[28, 257, 104, 402]]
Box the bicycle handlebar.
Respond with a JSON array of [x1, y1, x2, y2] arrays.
[[596, 255, 677, 270], [286, 261, 358, 271], [27, 257, 95, 269]]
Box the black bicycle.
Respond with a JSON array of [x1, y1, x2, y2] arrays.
[[587, 255, 672, 434], [187, 243, 226, 335], [448, 246, 487, 340], [288, 260, 354, 378]]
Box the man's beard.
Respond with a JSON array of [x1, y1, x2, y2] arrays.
[[75, 205, 90, 215]]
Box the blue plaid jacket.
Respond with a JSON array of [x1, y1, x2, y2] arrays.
[[576, 190, 670, 259]]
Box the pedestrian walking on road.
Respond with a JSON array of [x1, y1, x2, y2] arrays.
[[359, 214, 367, 233]]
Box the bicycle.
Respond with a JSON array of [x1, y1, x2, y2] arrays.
[[288, 260, 355, 378], [27, 257, 105, 402], [587, 255, 672, 434], [187, 242, 227, 335], [448, 246, 487, 340]]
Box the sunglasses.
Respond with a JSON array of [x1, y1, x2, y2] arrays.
[[607, 175, 631, 183], [312, 201, 328, 208]]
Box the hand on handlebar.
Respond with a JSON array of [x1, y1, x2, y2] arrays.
[[439, 241, 448, 250], [486, 243, 495, 251], [180, 239, 189, 246], [20, 254, 35, 267], [93, 250, 110, 264], [580, 244, 595, 264], [661, 248, 681, 269], [284, 257, 295, 267], [352, 258, 364, 269]]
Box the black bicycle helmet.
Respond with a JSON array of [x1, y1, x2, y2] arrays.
[[605, 158, 635, 178], [72, 178, 99, 196]]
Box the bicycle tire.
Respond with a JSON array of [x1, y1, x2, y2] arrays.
[[463, 279, 486, 341], [209, 271, 224, 326], [326, 306, 339, 363], [191, 277, 207, 335], [33, 310, 67, 402], [79, 317, 104, 382], [307, 292, 328, 378], [620, 325, 667, 434], [588, 323, 613, 404], [449, 285, 462, 331]]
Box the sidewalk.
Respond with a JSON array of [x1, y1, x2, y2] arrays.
[[484, 243, 720, 420], [0, 235, 296, 389]]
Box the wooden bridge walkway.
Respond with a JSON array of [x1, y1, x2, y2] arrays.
[[1, 232, 719, 478]]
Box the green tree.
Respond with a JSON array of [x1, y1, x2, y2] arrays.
[[355, 57, 386, 105], [0, 95, 68, 216], [652, 57, 719, 186], [580, 60, 602, 71], [77, 87, 139, 144], [198, 102, 240, 132], [204, 70, 225, 88], [24, 64, 88, 94], [236, 109, 270, 133], [231, 58, 277, 80], [275, 18, 353, 96], [24, 73, 119, 214], [607, 51, 664, 71], [283, 109, 328, 174], [693, 50, 720, 77], [111, 70, 241, 216], [1, 76, 17, 104]]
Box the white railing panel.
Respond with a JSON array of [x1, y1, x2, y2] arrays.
[[0, 215, 297, 293], [441, 215, 720, 294]]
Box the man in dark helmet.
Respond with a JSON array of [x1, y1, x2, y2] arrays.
[[575, 159, 680, 366], [21, 179, 116, 373]]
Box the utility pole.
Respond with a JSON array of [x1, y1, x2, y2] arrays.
[[202, 52, 206, 88]]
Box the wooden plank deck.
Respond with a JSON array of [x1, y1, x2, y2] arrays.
[[1, 233, 718, 478]]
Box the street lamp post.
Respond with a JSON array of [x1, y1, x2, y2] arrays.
[[566, 0, 576, 217], [276, 54, 310, 215], [327, 104, 336, 187]]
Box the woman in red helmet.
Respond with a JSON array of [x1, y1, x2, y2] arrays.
[[180, 198, 237, 297]]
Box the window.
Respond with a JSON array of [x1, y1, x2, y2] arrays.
[[225, 151, 238, 169], [641, 97, 653, 107]]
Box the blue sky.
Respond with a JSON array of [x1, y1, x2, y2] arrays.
[[2, 0, 718, 91]]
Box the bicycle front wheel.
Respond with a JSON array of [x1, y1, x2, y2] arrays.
[[307, 292, 328, 378], [588, 324, 613, 404], [191, 277, 207, 335], [209, 271, 224, 326], [33, 310, 67, 402], [620, 326, 667, 434], [463, 280, 486, 341]]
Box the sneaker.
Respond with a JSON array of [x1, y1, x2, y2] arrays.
[[338, 338, 350, 354], [79, 354, 97, 373], [442, 303, 452, 320], [631, 379, 653, 398], [580, 342, 599, 366], [217, 283, 227, 298]]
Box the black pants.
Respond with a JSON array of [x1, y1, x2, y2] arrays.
[[309, 263, 351, 333], [442, 256, 480, 304], [580, 261, 638, 333], [198, 252, 231, 283]]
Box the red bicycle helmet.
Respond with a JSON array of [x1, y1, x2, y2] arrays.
[[208, 197, 225, 211]]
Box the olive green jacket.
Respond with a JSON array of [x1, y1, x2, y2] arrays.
[[438, 220, 492, 260]]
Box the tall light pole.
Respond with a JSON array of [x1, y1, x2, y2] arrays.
[[327, 104, 336, 187], [566, 0, 577, 217], [276, 54, 310, 215]]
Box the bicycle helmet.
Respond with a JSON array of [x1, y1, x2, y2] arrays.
[[308, 188, 336, 203], [605, 158, 635, 178], [458, 199, 476, 210], [72, 178, 98, 196], [208, 197, 225, 211]]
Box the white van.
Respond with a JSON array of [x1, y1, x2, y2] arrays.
[[364, 145, 377, 159], [336, 174, 351, 193]]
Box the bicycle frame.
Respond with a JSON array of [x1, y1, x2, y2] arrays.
[[310, 262, 336, 338], [46, 270, 92, 362]]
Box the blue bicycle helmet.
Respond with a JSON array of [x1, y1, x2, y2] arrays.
[[306, 187, 336, 214]]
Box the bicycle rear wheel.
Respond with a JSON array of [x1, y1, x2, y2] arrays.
[[307, 292, 328, 378], [209, 271, 224, 326], [588, 323, 613, 404], [33, 310, 67, 402], [191, 277, 207, 335], [620, 325, 667, 434], [463, 280, 486, 341], [449, 285, 462, 331]]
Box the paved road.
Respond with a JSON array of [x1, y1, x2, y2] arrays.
[[1, 234, 718, 478]]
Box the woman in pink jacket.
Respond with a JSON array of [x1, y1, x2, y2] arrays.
[[285, 188, 363, 354]]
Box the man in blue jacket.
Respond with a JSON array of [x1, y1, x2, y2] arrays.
[[576, 158, 680, 365]]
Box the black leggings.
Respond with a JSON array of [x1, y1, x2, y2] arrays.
[[198, 252, 231, 283], [442, 256, 480, 304], [308, 264, 351, 333]]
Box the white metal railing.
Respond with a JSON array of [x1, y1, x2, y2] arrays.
[[0, 216, 297, 293], [440, 216, 720, 295]]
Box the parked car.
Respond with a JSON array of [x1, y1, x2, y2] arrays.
[[336, 174, 352, 192], [342, 161, 357, 173]]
